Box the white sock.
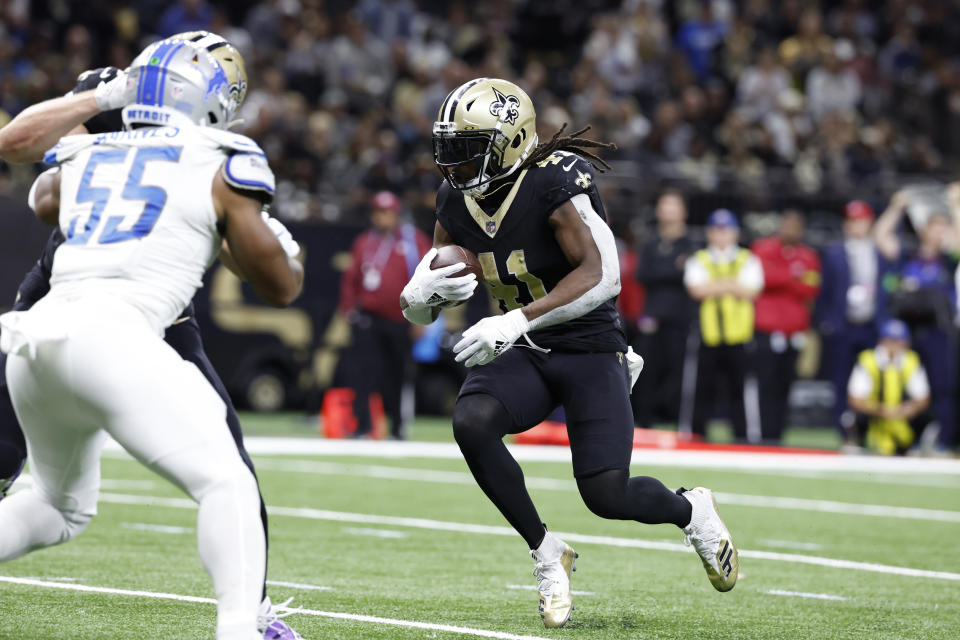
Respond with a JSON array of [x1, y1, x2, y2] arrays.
[[533, 531, 564, 561], [148, 447, 265, 640], [682, 489, 710, 533], [198, 468, 265, 640]]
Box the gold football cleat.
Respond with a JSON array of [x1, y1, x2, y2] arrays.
[[682, 487, 739, 592], [531, 533, 578, 627]]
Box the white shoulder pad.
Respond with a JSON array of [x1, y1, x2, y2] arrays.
[[43, 133, 101, 165], [221, 153, 275, 202], [197, 128, 266, 155]]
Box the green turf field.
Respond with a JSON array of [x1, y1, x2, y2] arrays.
[[1, 416, 957, 639]]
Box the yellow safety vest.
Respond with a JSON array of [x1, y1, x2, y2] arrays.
[[696, 248, 754, 346], [857, 348, 921, 455]]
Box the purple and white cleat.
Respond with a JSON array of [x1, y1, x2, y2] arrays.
[[258, 596, 307, 640]]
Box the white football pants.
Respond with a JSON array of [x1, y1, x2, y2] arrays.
[[0, 295, 264, 640]]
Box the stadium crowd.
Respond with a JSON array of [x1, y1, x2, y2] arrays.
[[2, 0, 960, 223], [2, 0, 960, 454]]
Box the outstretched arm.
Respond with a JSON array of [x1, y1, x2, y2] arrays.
[[0, 68, 128, 163], [874, 190, 910, 262], [0, 93, 100, 163]]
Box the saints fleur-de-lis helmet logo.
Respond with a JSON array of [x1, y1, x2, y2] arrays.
[[489, 87, 521, 125]]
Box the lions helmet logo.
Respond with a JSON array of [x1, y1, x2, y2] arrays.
[[489, 87, 521, 125]]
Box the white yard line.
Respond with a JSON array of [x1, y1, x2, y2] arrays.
[[343, 527, 408, 539], [730, 468, 960, 489], [100, 437, 960, 474], [0, 576, 551, 640], [247, 458, 960, 524], [16, 474, 157, 492], [506, 584, 596, 596], [265, 580, 334, 592], [251, 459, 573, 492], [764, 589, 849, 601], [120, 522, 192, 535], [711, 492, 960, 524], [755, 539, 824, 551], [95, 492, 960, 582]]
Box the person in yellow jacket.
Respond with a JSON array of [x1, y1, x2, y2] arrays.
[[847, 319, 930, 455], [681, 209, 764, 441]]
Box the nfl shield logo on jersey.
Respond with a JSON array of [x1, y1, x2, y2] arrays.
[[486, 220, 497, 235]]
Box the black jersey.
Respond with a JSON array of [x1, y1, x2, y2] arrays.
[[436, 150, 627, 353]]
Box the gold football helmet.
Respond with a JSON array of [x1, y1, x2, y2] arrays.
[[172, 30, 248, 107], [433, 78, 538, 196]]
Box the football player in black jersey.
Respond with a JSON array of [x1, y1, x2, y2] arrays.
[[0, 33, 306, 640], [400, 78, 739, 627]]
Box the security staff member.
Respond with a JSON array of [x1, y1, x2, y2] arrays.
[[847, 319, 930, 455], [339, 191, 431, 438], [751, 210, 821, 442], [682, 209, 764, 441], [815, 201, 885, 439], [634, 189, 697, 428]]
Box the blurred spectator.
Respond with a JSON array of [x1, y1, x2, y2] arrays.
[[615, 232, 644, 339], [751, 210, 821, 442], [806, 39, 862, 123], [681, 209, 764, 441], [634, 190, 696, 429], [338, 191, 431, 439], [877, 23, 920, 78], [325, 13, 393, 109], [762, 88, 813, 162], [644, 99, 693, 160], [874, 188, 960, 452], [847, 319, 929, 455], [157, 0, 213, 37], [779, 7, 832, 84], [815, 200, 885, 438], [356, 0, 416, 43], [736, 44, 790, 123], [674, 2, 728, 82]]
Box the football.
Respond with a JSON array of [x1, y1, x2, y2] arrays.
[[430, 245, 484, 307]]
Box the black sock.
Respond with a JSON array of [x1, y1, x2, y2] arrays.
[[0, 443, 25, 481], [453, 395, 546, 548], [577, 468, 692, 528]]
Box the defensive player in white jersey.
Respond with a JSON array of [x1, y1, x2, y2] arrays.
[[0, 31, 306, 640], [0, 39, 302, 640]]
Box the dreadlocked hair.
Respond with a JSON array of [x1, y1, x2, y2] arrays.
[[520, 124, 617, 173]]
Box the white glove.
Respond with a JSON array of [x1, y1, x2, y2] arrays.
[[261, 211, 300, 258], [454, 308, 530, 367], [401, 247, 478, 310], [93, 68, 130, 111], [625, 346, 645, 390]]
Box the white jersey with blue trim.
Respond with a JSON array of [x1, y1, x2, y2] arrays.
[[44, 124, 274, 334]]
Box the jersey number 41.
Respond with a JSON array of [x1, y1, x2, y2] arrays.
[[478, 249, 547, 310]]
